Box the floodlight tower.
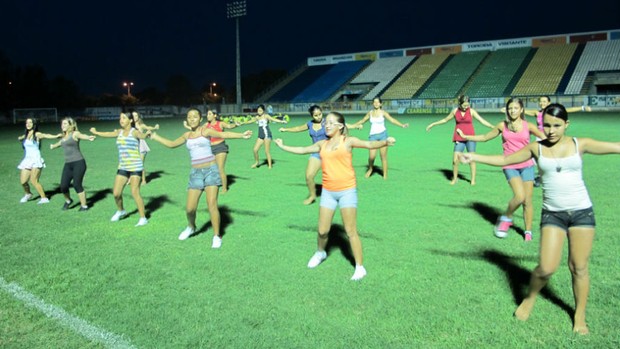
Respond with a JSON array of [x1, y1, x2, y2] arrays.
[[226, 1, 246, 114]]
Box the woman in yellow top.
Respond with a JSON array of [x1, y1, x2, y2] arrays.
[[275, 111, 395, 281]]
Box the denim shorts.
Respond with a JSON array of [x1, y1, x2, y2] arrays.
[[369, 130, 388, 141], [454, 141, 476, 153], [188, 164, 222, 190], [540, 207, 595, 231], [117, 169, 143, 178], [320, 188, 358, 210], [503, 166, 535, 182]]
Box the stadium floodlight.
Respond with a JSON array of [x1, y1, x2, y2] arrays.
[[226, 1, 246, 114], [123, 81, 134, 97]]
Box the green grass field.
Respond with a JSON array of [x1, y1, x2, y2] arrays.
[[1, 112, 619, 348]]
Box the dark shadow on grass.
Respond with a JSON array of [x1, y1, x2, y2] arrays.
[[145, 170, 165, 184], [470, 201, 525, 238], [46, 185, 64, 200], [86, 188, 113, 208], [252, 159, 270, 168], [429, 248, 573, 318], [195, 205, 233, 238], [325, 224, 356, 267], [144, 194, 173, 217], [226, 174, 237, 190], [470, 201, 501, 225], [364, 165, 384, 178], [438, 168, 468, 183], [481, 250, 574, 318]]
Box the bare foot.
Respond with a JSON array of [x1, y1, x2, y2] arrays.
[[573, 324, 589, 335], [470, 180, 476, 186], [250, 163, 258, 169], [450, 178, 458, 185], [141, 181, 147, 186], [514, 299, 534, 321], [573, 315, 589, 335], [365, 168, 373, 178], [303, 196, 316, 205], [383, 174, 388, 180], [221, 188, 228, 194]]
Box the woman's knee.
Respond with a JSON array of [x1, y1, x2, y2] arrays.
[[568, 261, 589, 278], [534, 265, 557, 280]]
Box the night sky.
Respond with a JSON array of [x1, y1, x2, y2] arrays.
[[3, 0, 619, 95]]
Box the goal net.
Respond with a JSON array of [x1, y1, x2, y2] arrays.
[[13, 108, 58, 124]]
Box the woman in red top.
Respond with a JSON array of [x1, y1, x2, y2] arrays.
[[205, 110, 240, 193], [275, 111, 395, 281], [426, 95, 494, 185]]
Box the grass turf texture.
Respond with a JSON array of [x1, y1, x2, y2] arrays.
[[1, 113, 619, 348]]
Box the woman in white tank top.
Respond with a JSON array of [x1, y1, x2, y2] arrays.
[[350, 97, 409, 179], [460, 103, 620, 335]]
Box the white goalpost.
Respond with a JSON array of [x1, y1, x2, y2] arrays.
[[12, 108, 58, 124]]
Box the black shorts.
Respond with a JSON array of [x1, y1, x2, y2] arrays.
[[117, 169, 143, 178]]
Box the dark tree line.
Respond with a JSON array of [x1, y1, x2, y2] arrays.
[[1, 50, 287, 116]]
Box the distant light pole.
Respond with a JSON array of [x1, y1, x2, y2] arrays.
[[210, 82, 217, 95], [226, 1, 246, 114], [123, 81, 134, 97]]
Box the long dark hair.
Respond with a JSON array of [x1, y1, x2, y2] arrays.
[[22, 118, 41, 149]]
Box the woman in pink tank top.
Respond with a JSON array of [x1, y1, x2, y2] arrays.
[[458, 97, 545, 241]]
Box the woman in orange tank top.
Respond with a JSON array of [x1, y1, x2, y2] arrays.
[[275, 112, 396, 281]]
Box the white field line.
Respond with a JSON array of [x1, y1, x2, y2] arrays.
[[0, 276, 136, 349]]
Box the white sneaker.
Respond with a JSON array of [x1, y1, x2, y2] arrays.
[[110, 210, 127, 222], [135, 217, 148, 227], [20, 194, 33, 203], [307, 251, 327, 268], [178, 227, 194, 240], [37, 198, 50, 204], [351, 265, 367, 281], [212, 235, 222, 249]]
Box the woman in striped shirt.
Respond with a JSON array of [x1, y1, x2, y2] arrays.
[[90, 112, 150, 227]]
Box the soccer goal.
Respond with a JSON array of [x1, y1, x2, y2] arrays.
[[13, 108, 58, 124]]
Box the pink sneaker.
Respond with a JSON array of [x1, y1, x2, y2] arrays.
[[494, 217, 512, 238], [524, 231, 533, 242]]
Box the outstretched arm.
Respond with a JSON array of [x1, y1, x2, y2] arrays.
[[274, 139, 321, 154], [460, 143, 536, 167], [266, 114, 287, 124], [89, 128, 119, 138], [279, 123, 309, 133], [140, 123, 160, 132], [456, 123, 501, 142], [36, 132, 62, 140], [349, 112, 370, 129], [349, 136, 396, 149], [149, 132, 188, 148], [74, 131, 96, 142], [384, 111, 409, 128], [471, 109, 495, 129], [566, 106, 592, 113], [426, 110, 455, 131], [580, 137, 620, 155], [528, 123, 546, 140], [202, 128, 252, 140], [220, 121, 239, 129]]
